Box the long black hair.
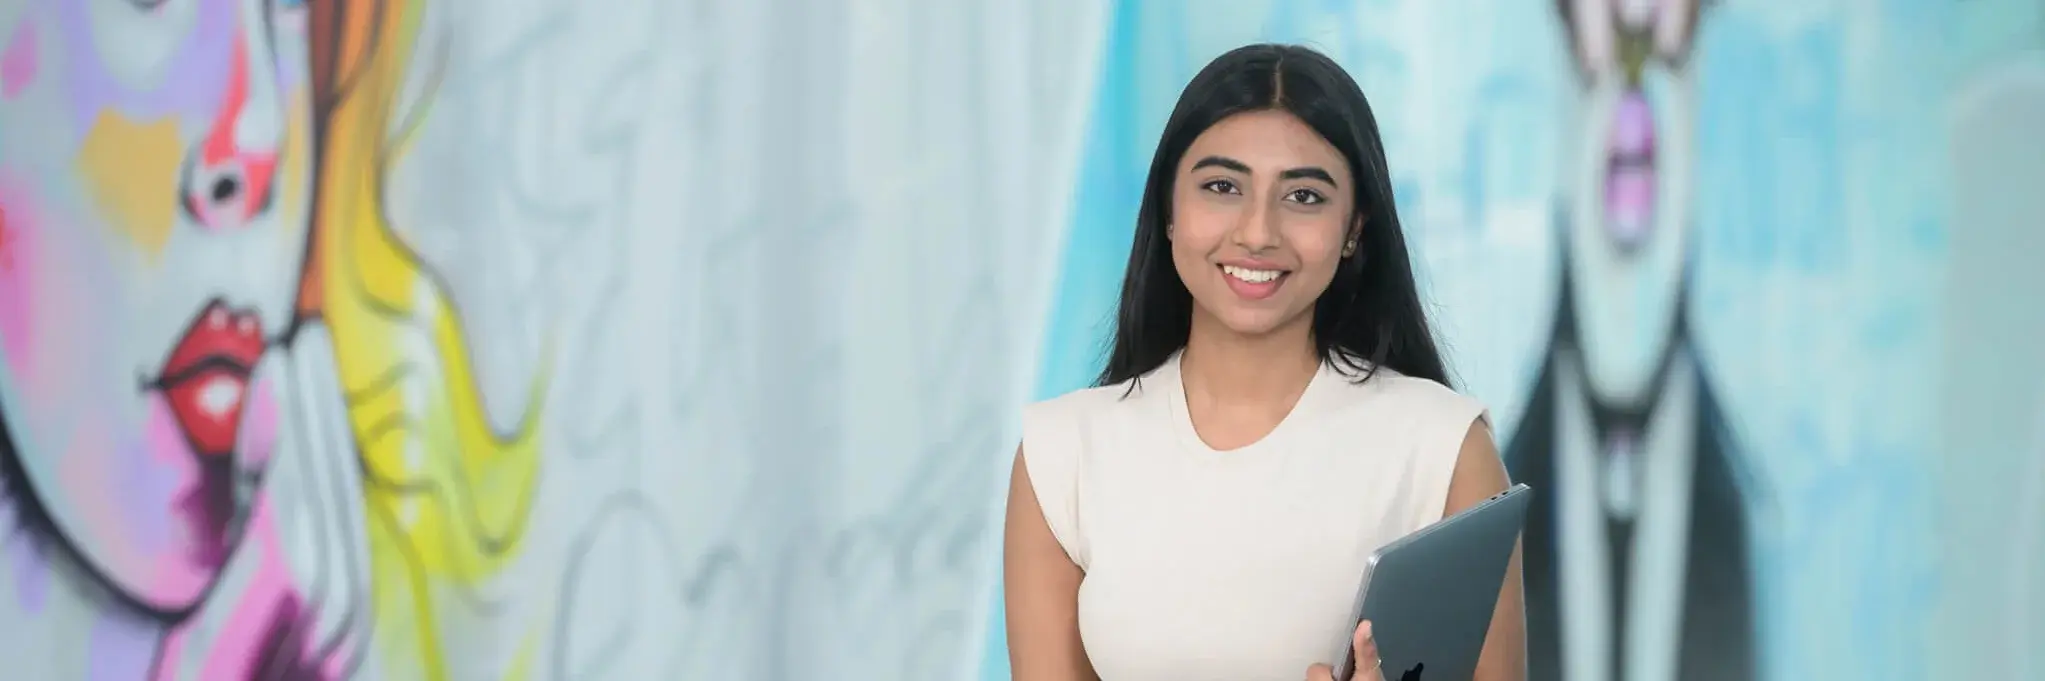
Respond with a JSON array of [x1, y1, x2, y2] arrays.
[[1097, 43, 1451, 389]]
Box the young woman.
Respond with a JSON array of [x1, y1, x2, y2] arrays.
[[1003, 44, 1527, 681]]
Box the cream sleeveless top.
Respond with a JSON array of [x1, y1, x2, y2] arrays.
[[1021, 352, 1488, 680]]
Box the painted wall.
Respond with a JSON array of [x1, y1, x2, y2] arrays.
[[0, 0, 1100, 679], [0, 0, 2039, 680]]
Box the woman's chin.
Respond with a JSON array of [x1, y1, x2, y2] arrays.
[[71, 536, 222, 616], [1207, 308, 1306, 339], [137, 561, 220, 615], [57, 468, 236, 614]]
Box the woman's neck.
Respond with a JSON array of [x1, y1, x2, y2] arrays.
[[1179, 312, 1321, 412]]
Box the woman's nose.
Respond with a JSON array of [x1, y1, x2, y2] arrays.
[[182, 35, 280, 231], [1232, 205, 1281, 251]]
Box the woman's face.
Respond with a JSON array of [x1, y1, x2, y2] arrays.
[[1170, 109, 1358, 338], [0, 0, 312, 613]]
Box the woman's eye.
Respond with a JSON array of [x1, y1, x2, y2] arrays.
[[1201, 180, 1240, 195], [1287, 189, 1326, 205]]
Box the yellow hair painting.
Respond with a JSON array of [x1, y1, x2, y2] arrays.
[[308, 1, 548, 678]]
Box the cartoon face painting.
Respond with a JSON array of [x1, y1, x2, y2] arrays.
[[0, 0, 313, 615], [1559, 0, 1700, 406]]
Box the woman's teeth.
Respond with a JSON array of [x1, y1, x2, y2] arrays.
[[1222, 265, 1283, 283]]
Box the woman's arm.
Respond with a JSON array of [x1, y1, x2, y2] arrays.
[[1004, 445, 1100, 681], [1443, 421, 1529, 681]]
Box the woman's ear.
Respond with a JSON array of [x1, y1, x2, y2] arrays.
[[1342, 213, 1367, 259]]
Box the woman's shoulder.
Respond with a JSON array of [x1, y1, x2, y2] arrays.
[[1321, 362, 1486, 424], [1025, 377, 1157, 423]]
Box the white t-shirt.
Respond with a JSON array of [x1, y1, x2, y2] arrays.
[[1022, 351, 1488, 680]]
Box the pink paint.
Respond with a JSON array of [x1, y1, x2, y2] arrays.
[[1604, 90, 1659, 247], [235, 366, 281, 469], [0, 176, 36, 381], [141, 392, 238, 602], [60, 422, 148, 549], [319, 630, 358, 679], [0, 19, 35, 99], [156, 496, 332, 680], [140, 397, 196, 553], [150, 625, 187, 681], [98, 397, 213, 610], [187, 35, 280, 232]]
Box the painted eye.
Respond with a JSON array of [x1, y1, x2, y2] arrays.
[[125, 0, 169, 9], [1201, 179, 1240, 195], [1287, 189, 1326, 205]]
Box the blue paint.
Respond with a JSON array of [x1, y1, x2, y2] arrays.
[[978, 2, 1148, 675], [1779, 24, 1844, 271], [1698, 13, 1782, 266]]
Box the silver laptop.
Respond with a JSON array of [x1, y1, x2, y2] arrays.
[[1333, 483, 1531, 681]]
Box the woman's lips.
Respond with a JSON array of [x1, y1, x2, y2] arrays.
[[152, 300, 266, 457]]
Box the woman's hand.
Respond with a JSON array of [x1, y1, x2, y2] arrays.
[[1306, 620, 1384, 681]]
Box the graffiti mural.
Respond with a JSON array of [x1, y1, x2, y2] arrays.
[[308, 0, 555, 677], [0, 0, 626, 677], [0, 0, 365, 677], [3, 0, 1096, 678], [1501, 2, 1760, 681]]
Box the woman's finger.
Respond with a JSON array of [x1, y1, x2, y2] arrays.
[[1353, 620, 1382, 681], [1305, 662, 1338, 681]]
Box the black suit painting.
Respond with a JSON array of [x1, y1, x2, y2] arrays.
[[1504, 231, 1758, 681], [1519, 1, 1764, 677]]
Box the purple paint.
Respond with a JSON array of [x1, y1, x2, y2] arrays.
[[171, 458, 234, 570], [52, 0, 237, 141], [251, 593, 330, 680], [115, 424, 182, 559], [1612, 90, 1657, 153], [4, 506, 51, 612], [1604, 89, 1659, 247], [238, 372, 281, 468], [85, 607, 160, 681]]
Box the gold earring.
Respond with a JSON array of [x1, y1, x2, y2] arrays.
[[1342, 238, 1358, 258]]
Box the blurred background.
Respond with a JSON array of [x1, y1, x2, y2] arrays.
[[0, 0, 2038, 680]]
